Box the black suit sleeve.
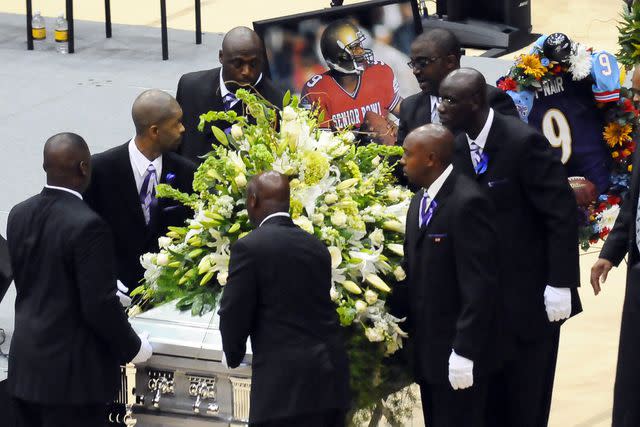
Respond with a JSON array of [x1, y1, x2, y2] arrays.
[[218, 240, 258, 368], [520, 132, 580, 287], [452, 194, 498, 361], [600, 188, 633, 265], [397, 101, 409, 146], [488, 86, 519, 118], [74, 218, 141, 363], [176, 76, 187, 156]]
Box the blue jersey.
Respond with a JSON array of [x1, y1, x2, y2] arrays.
[[525, 52, 620, 193]]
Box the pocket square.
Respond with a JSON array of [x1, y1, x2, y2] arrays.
[[162, 205, 182, 212], [488, 178, 509, 187]]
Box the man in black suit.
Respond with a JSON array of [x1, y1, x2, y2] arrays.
[[6, 133, 152, 427], [0, 233, 10, 302], [85, 90, 196, 294], [400, 124, 499, 426], [591, 142, 640, 426], [439, 68, 581, 427], [397, 29, 518, 146], [177, 26, 284, 164], [219, 171, 350, 427]]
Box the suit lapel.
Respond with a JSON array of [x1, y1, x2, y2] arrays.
[[454, 135, 475, 178], [414, 173, 455, 247], [115, 142, 147, 228]]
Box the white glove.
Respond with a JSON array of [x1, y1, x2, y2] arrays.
[[131, 331, 153, 364], [116, 280, 131, 307], [543, 285, 572, 322], [448, 350, 474, 390]]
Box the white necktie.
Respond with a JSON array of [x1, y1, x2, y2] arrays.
[[431, 98, 441, 124], [140, 164, 157, 225]]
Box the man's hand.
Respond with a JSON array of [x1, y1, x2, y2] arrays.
[[448, 350, 474, 390], [116, 280, 131, 307], [543, 286, 571, 322], [590, 258, 614, 295], [131, 331, 153, 364]]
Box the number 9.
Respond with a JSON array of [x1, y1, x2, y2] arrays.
[[542, 109, 572, 164], [598, 54, 612, 76]]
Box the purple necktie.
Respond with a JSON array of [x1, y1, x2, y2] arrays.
[[419, 192, 436, 228], [469, 141, 482, 170], [223, 93, 237, 111], [140, 164, 157, 225]]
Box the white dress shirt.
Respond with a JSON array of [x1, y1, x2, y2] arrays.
[[44, 184, 83, 200], [259, 212, 290, 227], [220, 70, 263, 109], [418, 164, 453, 227], [430, 95, 441, 124], [466, 108, 495, 167], [128, 138, 162, 195]]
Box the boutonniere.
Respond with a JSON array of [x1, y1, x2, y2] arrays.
[[475, 152, 489, 175], [166, 172, 176, 184]]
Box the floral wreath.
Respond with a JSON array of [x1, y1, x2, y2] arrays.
[[497, 37, 638, 250]]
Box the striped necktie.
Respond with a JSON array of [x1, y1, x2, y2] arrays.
[[140, 164, 157, 225], [469, 141, 482, 170], [419, 192, 436, 228]]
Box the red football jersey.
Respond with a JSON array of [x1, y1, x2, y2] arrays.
[[301, 62, 400, 129]]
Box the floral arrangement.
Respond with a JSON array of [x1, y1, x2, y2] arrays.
[[132, 89, 417, 424], [617, 1, 640, 69], [497, 37, 638, 250]]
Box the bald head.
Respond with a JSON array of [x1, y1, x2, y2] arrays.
[[221, 26, 263, 55], [441, 68, 486, 100], [132, 89, 181, 136], [220, 27, 264, 91], [43, 132, 91, 192], [246, 171, 290, 226], [400, 124, 454, 188]]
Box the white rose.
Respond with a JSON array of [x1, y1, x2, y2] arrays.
[[234, 173, 247, 188], [369, 228, 385, 247], [355, 300, 368, 313], [230, 124, 243, 139], [327, 246, 342, 269], [372, 156, 381, 167], [293, 216, 314, 234], [282, 105, 297, 122], [324, 193, 338, 205], [156, 253, 169, 266], [365, 327, 385, 343], [387, 188, 401, 202], [393, 266, 406, 281], [364, 289, 378, 305], [386, 339, 400, 355], [311, 213, 325, 225], [331, 210, 347, 228], [343, 131, 356, 143], [330, 286, 340, 302], [217, 271, 228, 286], [158, 236, 172, 249], [369, 204, 384, 217]]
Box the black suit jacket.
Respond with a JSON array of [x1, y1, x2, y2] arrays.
[[84, 142, 196, 292], [6, 188, 141, 404], [397, 84, 519, 146], [453, 112, 581, 343], [218, 216, 350, 423], [176, 67, 284, 164], [404, 171, 500, 384], [0, 234, 11, 302]]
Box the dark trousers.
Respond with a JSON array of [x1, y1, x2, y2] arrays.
[[485, 327, 560, 427], [420, 380, 488, 427], [12, 398, 106, 427], [612, 262, 640, 427], [250, 409, 346, 427]]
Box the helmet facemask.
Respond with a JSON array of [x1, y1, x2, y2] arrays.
[[332, 32, 374, 74]]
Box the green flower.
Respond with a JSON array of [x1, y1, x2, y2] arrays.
[[302, 151, 329, 185]]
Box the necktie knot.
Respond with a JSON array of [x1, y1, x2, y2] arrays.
[[223, 93, 237, 111], [469, 141, 482, 168]]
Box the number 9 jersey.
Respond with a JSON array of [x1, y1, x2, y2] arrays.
[[526, 51, 620, 194]]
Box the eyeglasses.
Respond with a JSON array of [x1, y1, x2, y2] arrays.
[[407, 57, 441, 70]]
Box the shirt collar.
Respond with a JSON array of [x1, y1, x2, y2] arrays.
[[259, 212, 290, 227], [466, 108, 494, 150], [44, 184, 83, 200], [128, 138, 162, 178], [220, 69, 263, 98], [424, 164, 453, 201]]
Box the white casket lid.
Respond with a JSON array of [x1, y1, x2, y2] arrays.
[[130, 300, 252, 362]]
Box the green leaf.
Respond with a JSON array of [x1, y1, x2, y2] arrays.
[[191, 295, 204, 316], [211, 125, 229, 146], [283, 90, 291, 107], [336, 306, 356, 326]]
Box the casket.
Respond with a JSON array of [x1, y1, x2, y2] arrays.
[[112, 301, 252, 426]]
